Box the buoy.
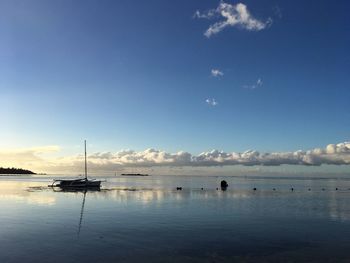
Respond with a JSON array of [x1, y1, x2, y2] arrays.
[[220, 180, 228, 188], [220, 180, 228, 191], [176, 187, 182, 190]]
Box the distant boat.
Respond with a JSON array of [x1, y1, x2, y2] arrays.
[[52, 140, 102, 189]]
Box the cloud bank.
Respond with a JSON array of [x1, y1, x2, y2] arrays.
[[78, 142, 350, 168], [194, 2, 272, 37], [1, 143, 350, 173]]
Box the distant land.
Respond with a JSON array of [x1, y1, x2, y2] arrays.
[[121, 173, 149, 176], [0, 167, 36, 175]]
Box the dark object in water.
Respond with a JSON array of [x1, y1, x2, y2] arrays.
[[291, 187, 294, 191], [52, 140, 101, 189], [220, 180, 228, 191], [176, 187, 182, 190], [308, 188, 311, 191], [121, 173, 149, 176], [336, 188, 338, 190], [201, 188, 204, 190], [273, 188, 276, 191], [253, 188, 257, 191], [220, 180, 228, 188]]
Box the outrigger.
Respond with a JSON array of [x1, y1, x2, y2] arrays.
[[51, 140, 102, 189]]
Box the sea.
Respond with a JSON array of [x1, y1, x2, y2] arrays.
[[1, 174, 350, 262]]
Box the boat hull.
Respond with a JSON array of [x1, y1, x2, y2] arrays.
[[53, 179, 101, 188]]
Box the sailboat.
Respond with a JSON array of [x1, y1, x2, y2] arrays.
[[52, 140, 102, 189]]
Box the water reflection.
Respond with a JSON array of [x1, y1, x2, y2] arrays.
[[1, 177, 350, 223], [328, 191, 350, 222], [0, 181, 56, 206], [1, 176, 350, 262], [78, 190, 86, 237], [48, 187, 101, 236], [95, 188, 253, 204]]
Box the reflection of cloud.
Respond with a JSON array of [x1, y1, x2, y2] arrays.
[[99, 189, 167, 204], [194, 2, 272, 37], [99, 189, 251, 204], [0, 182, 56, 206], [26, 195, 56, 206], [328, 189, 350, 222], [102, 189, 168, 204]]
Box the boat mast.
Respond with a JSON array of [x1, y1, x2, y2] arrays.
[[84, 140, 87, 180]]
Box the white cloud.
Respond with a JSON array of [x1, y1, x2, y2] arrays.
[[195, 2, 272, 37], [211, 69, 224, 77], [205, 98, 218, 106], [0, 146, 60, 169], [244, 78, 263, 90], [67, 142, 350, 169], [193, 9, 215, 19], [1, 142, 350, 173]]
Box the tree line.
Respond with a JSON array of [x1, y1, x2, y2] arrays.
[[0, 167, 35, 174]]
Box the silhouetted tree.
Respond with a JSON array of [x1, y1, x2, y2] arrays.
[[0, 167, 35, 174]]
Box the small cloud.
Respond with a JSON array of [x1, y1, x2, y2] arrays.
[[244, 78, 263, 90], [273, 6, 282, 19], [193, 9, 216, 19], [205, 98, 218, 106], [211, 69, 224, 78], [194, 2, 272, 37]]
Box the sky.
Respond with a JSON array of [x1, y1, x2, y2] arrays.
[[0, 0, 349, 174]]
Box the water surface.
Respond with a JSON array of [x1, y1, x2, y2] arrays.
[[1, 175, 350, 262]]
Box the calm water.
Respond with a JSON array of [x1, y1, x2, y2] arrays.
[[1, 175, 350, 262]]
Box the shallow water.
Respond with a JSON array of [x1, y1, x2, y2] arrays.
[[1, 175, 350, 262]]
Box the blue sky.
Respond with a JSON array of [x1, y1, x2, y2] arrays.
[[0, 0, 349, 160]]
